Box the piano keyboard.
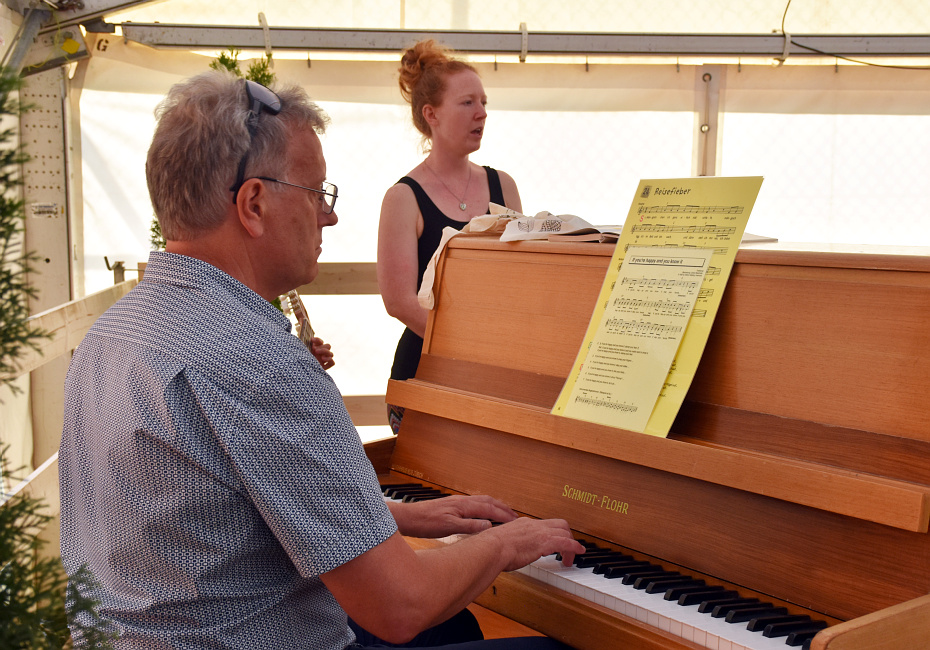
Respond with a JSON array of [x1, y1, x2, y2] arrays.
[[383, 483, 829, 650]]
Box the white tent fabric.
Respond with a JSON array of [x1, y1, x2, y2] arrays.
[[74, 1, 930, 438], [105, 0, 930, 35]]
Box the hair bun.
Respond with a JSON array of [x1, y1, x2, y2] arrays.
[[397, 39, 476, 138]]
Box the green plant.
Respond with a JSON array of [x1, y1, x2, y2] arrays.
[[244, 55, 276, 87], [208, 48, 243, 76], [148, 214, 165, 251], [0, 66, 113, 648], [1, 447, 115, 649], [0, 70, 45, 394], [209, 47, 276, 87]]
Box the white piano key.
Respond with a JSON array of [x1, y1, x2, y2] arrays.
[[520, 555, 792, 650]]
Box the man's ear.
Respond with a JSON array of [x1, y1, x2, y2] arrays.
[[236, 178, 267, 238]]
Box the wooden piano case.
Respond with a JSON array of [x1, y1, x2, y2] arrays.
[[376, 237, 930, 649]]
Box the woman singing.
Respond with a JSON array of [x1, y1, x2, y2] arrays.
[[378, 39, 523, 434]]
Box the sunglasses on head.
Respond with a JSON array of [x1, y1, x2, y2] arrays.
[[229, 80, 283, 203]]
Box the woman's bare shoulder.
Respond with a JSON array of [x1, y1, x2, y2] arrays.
[[381, 178, 423, 230], [494, 169, 523, 212]]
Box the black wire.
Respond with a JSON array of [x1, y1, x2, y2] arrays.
[[778, 0, 930, 71], [791, 40, 930, 70], [781, 0, 792, 35]]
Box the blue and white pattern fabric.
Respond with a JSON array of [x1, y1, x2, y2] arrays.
[[59, 250, 397, 649]]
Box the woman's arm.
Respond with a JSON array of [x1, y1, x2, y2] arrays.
[[498, 170, 523, 214], [377, 183, 429, 338]]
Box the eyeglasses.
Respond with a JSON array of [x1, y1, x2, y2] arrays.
[[256, 177, 338, 214], [229, 80, 283, 203]]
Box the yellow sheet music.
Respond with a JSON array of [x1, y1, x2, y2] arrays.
[[553, 246, 713, 432], [553, 176, 763, 437]]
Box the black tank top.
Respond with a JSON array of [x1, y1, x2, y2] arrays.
[[390, 166, 506, 381]]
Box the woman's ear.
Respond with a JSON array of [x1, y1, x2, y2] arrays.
[[236, 178, 266, 238], [422, 103, 438, 127]]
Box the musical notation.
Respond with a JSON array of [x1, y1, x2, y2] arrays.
[[603, 318, 684, 339], [619, 277, 701, 292], [572, 395, 638, 413], [611, 297, 693, 317], [632, 224, 737, 236], [637, 204, 744, 215]]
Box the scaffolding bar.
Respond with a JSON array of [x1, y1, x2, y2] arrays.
[[118, 24, 930, 58]]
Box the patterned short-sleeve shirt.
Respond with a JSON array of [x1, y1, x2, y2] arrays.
[[59, 251, 397, 649]]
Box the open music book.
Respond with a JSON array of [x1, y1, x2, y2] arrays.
[[547, 226, 622, 243], [547, 227, 777, 245], [740, 231, 779, 244]]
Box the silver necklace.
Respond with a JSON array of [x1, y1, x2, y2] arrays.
[[425, 162, 471, 211]]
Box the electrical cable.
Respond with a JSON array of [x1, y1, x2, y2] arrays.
[[778, 0, 930, 71]]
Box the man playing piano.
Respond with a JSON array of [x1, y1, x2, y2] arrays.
[[57, 71, 583, 649]]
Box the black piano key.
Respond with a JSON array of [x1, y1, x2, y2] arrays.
[[402, 492, 447, 502], [619, 568, 672, 585], [602, 552, 637, 560], [393, 486, 442, 495], [575, 540, 607, 551], [603, 563, 663, 580], [574, 552, 624, 568], [630, 571, 682, 588], [642, 577, 704, 594], [787, 625, 828, 647], [725, 605, 788, 624], [749, 614, 810, 633], [589, 555, 636, 570], [768, 619, 828, 639], [390, 488, 443, 499], [383, 486, 434, 499], [556, 544, 609, 563], [382, 483, 424, 497], [381, 482, 422, 490], [699, 595, 757, 614], [614, 564, 665, 578], [712, 600, 769, 618], [668, 585, 730, 603], [595, 560, 651, 576], [398, 490, 444, 500]]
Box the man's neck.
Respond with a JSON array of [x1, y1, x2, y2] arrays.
[[165, 224, 265, 297]]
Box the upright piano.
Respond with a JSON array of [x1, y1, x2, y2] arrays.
[[370, 237, 930, 650]]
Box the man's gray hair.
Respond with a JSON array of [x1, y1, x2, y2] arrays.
[[146, 70, 329, 241]]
